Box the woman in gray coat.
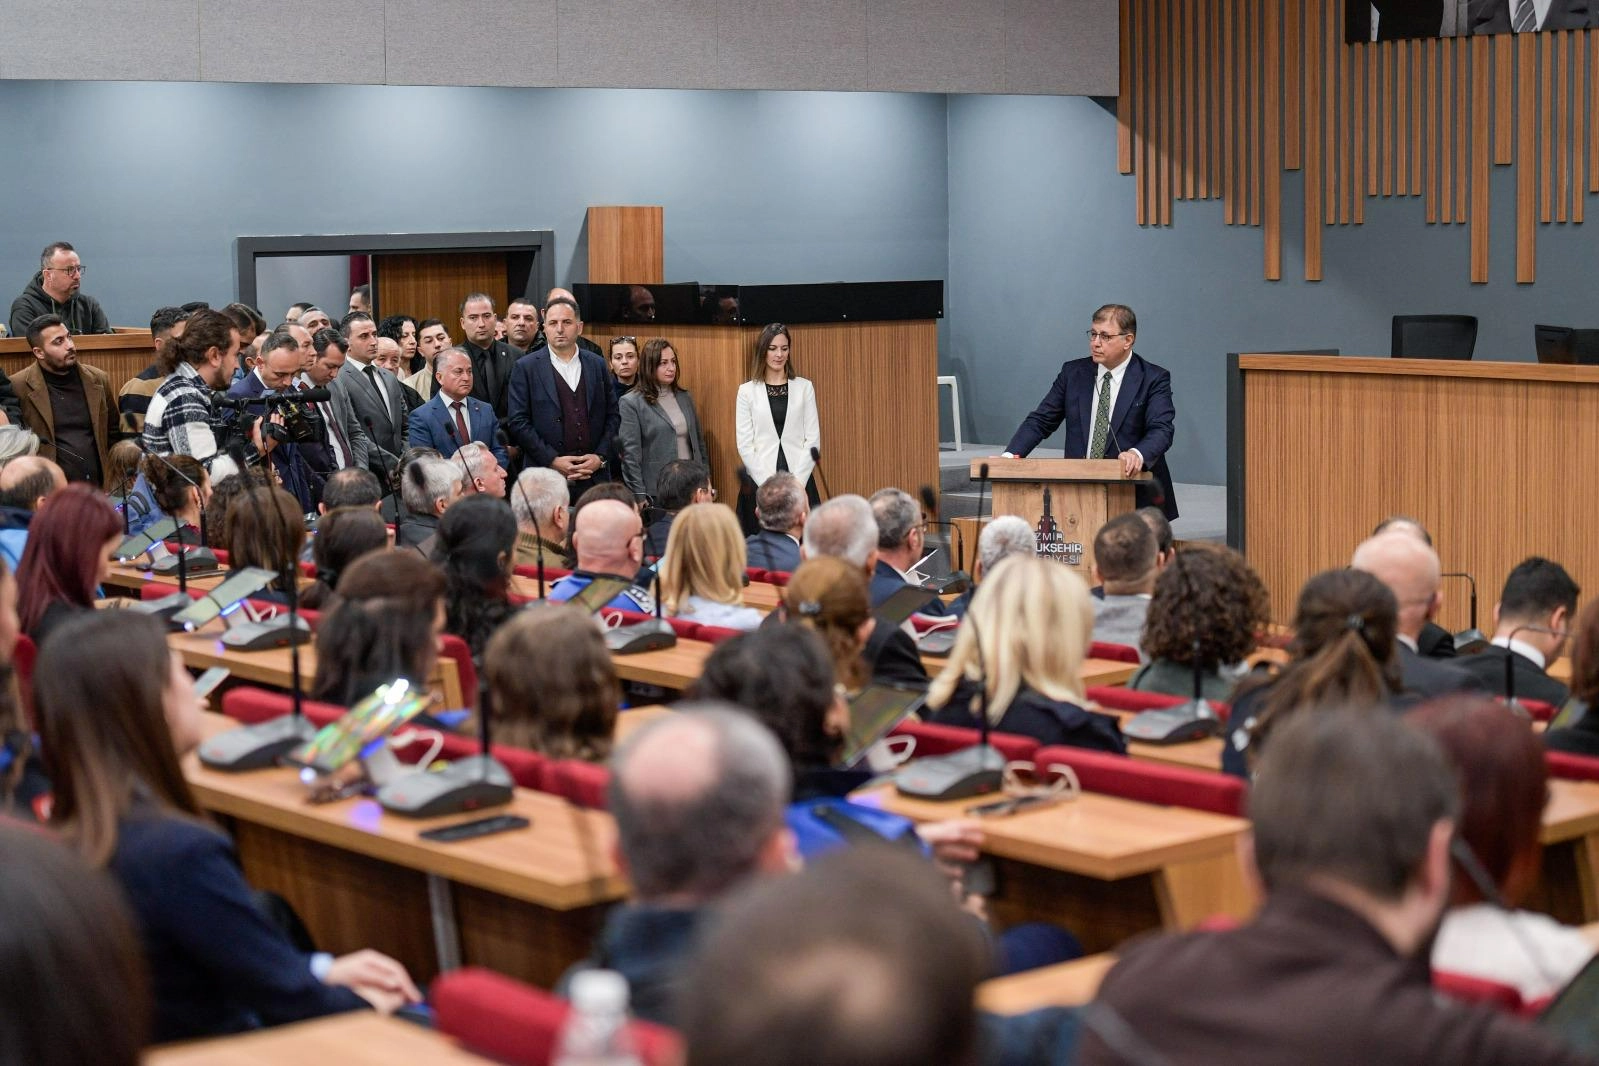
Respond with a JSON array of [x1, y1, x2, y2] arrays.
[[619, 338, 709, 501]]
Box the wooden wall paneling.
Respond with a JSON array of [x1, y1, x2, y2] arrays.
[[1497, 35, 1515, 164], [1590, 32, 1598, 191], [1519, 32, 1538, 282], [1368, 41, 1380, 196], [1426, 38, 1438, 223], [1197, 0, 1211, 196], [1142, 0, 1157, 224], [1578, 31, 1587, 221], [1455, 38, 1469, 224], [1248, 0, 1261, 226], [1396, 40, 1409, 194], [1135, 0, 1148, 224], [1305, 0, 1323, 279], [1185, 0, 1197, 199], [1410, 39, 1424, 196], [1343, 38, 1354, 223], [372, 253, 508, 341], [1441, 39, 1454, 222], [1118, 0, 1133, 175], [1226, 0, 1239, 222], [1383, 43, 1395, 196], [1163, 0, 1175, 225], [1265, 0, 1282, 277], [1355, 43, 1367, 222], [1559, 32, 1570, 224], [1323, 0, 1336, 225], [584, 207, 664, 285], [1471, 36, 1491, 284], [1210, 0, 1224, 196], [1285, 0, 1302, 171], [1542, 33, 1554, 223]]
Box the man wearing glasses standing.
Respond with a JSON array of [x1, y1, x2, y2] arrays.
[[9, 242, 113, 337], [1002, 303, 1179, 520]]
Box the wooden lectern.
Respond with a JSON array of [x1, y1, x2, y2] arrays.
[[965, 458, 1152, 576]]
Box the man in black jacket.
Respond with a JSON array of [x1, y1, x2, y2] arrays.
[[1460, 556, 1579, 707], [458, 293, 519, 418], [1351, 531, 1485, 699], [9, 242, 112, 337]]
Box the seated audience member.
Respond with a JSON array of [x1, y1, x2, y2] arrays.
[[483, 605, 620, 761], [948, 515, 1037, 618], [312, 551, 445, 708], [548, 498, 656, 613], [1459, 556, 1578, 706], [142, 453, 210, 543], [925, 557, 1124, 754], [0, 425, 41, 463], [565, 480, 642, 563], [395, 453, 463, 551], [455, 440, 507, 498], [778, 556, 877, 691], [567, 707, 798, 1025], [509, 466, 571, 567], [1373, 515, 1458, 657], [1127, 543, 1268, 700], [1088, 512, 1157, 653], [0, 822, 149, 1066], [680, 848, 996, 1066], [432, 495, 517, 662], [1078, 707, 1592, 1066], [118, 305, 189, 436], [800, 496, 928, 688], [867, 487, 949, 616], [318, 466, 383, 514], [0, 559, 46, 821], [37, 612, 419, 1043], [225, 485, 307, 602], [1137, 504, 1176, 571], [643, 458, 712, 559], [201, 471, 265, 551], [104, 437, 143, 496], [1547, 599, 1599, 754], [1351, 531, 1485, 699], [0, 454, 65, 568], [659, 503, 764, 631], [745, 471, 807, 573], [301, 507, 389, 611], [16, 483, 121, 648], [1223, 568, 1402, 779], [1412, 697, 1597, 1001]]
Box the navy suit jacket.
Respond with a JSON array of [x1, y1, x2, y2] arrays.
[[408, 392, 508, 467], [745, 529, 801, 573], [869, 559, 951, 617], [225, 372, 323, 513], [505, 346, 620, 473], [1005, 352, 1179, 520]]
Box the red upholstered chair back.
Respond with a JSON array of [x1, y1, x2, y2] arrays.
[[693, 625, 743, 644], [763, 570, 790, 587], [433, 967, 681, 1066], [1086, 685, 1231, 724], [1034, 744, 1247, 818], [1089, 641, 1141, 664], [1519, 698, 1558, 723], [513, 563, 573, 584], [219, 686, 345, 729], [1546, 750, 1599, 782], [1432, 970, 1534, 1016], [541, 758, 612, 809], [888, 720, 1040, 763], [438, 634, 478, 710], [598, 607, 702, 641], [13, 633, 37, 730], [432, 731, 547, 789]]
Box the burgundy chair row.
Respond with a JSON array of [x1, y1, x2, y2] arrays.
[[597, 607, 742, 645], [433, 967, 680, 1066], [139, 581, 324, 628], [1033, 744, 1247, 819], [1088, 641, 1142, 664], [1547, 749, 1599, 782], [216, 686, 610, 808], [1085, 685, 1232, 724], [745, 567, 790, 587], [13, 633, 36, 730], [513, 563, 574, 583]]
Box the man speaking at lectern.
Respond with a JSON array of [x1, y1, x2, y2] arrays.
[[1002, 304, 1179, 520]]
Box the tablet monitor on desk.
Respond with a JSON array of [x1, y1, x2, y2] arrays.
[[171, 567, 277, 630], [874, 585, 940, 627], [287, 679, 430, 777], [838, 683, 928, 767]]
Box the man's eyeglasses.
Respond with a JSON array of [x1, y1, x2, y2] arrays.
[[1086, 330, 1128, 343], [47, 265, 85, 276]]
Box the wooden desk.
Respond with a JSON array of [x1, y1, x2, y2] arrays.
[[616, 704, 671, 742], [852, 785, 1254, 953], [105, 562, 230, 595], [508, 574, 785, 613], [186, 714, 624, 987], [1232, 355, 1599, 632], [1552, 657, 1572, 684], [1532, 778, 1599, 925], [146, 1012, 493, 1064], [976, 953, 1117, 1015]]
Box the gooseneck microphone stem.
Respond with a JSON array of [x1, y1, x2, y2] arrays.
[[362, 417, 397, 512], [1441, 571, 1479, 633], [120, 467, 133, 535], [1502, 623, 1562, 708], [443, 420, 474, 493], [809, 445, 831, 502], [147, 452, 197, 596], [514, 475, 548, 600]]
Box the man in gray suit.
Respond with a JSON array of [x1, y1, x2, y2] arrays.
[[1090, 512, 1157, 656], [330, 311, 406, 479], [303, 327, 370, 473]]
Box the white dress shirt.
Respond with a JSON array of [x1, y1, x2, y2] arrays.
[[550, 349, 583, 393], [1492, 635, 1547, 669]]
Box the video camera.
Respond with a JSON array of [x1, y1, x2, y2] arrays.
[[214, 386, 331, 446]]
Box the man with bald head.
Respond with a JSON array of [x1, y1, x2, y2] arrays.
[[1371, 516, 1460, 658], [547, 497, 654, 612], [563, 705, 795, 1025], [0, 455, 65, 568], [1352, 532, 1483, 699]]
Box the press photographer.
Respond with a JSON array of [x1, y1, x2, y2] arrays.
[[219, 331, 329, 514]]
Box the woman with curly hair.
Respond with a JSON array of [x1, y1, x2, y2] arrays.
[[483, 604, 620, 762], [1128, 543, 1270, 701]]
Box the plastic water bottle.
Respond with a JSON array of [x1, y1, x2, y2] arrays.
[[553, 970, 643, 1066]]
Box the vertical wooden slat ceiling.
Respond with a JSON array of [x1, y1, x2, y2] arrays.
[[1120, 1, 1599, 283]]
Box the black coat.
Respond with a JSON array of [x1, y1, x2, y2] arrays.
[[1458, 645, 1570, 706]]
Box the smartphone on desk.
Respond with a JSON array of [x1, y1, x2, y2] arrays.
[[419, 814, 530, 843]]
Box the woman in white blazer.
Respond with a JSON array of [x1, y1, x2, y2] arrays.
[[736, 323, 821, 529]]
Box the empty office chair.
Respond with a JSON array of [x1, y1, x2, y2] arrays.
[[1392, 315, 1477, 360]]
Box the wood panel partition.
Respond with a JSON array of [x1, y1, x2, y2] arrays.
[[0, 332, 156, 396], [372, 253, 509, 337], [1230, 354, 1599, 630], [585, 207, 665, 285], [587, 320, 939, 508]]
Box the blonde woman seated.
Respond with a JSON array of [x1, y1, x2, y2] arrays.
[[924, 556, 1125, 754], [483, 604, 620, 763], [658, 504, 763, 631]]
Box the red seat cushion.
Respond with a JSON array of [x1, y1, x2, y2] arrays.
[[1034, 744, 1246, 818], [513, 563, 573, 583], [219, 686, 345, 729], [1546, 750, 1599, 782], [433, 967, 680, 1066], [694, 624, 743, 644], [1432, 970, 1529, 1015], [1086, 685, 1231, 724], [439, 634, 477, 710], [888, 720, 1040, 763], [1519, 698, 1558, 723], [541, 759, 611, 810], [1089, 641, 1141, 664], [13, 633, 36, 730], [764, 571, 790, 587], [432, 731, 547, 789]]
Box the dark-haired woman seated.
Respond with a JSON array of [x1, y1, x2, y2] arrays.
[[142, 453, 211, 544], [312, 550, 446, 708], [1545, 598, 1599, 756], [1127, 543, 1270, 701], [16, 483, 122, 648], [301, 507, 389, 611], [37, 611, 419, 1043], [224, 485, 306, 604], [432, 495, 518, 664]]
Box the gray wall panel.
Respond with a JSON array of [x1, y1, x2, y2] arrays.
[[385, 0, 558, 87], [199, 0, 386, 83], [865, 0, 1007, 94], [556, 0, 720, 88], [715, 0, 869, 91], [1003, 0, 1118, 96], [0, 0, 200, 81]]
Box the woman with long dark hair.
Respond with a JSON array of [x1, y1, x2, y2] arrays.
[[431, 495, 517, 663], [484, 604, 620, 762], [15, 482, 122, 647], [312, 550, 446, 708], [300, 506, 389, 611], [37, 611, 418, 1042]]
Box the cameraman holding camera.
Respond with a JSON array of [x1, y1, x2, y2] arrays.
[[222, 331, 327, 515]]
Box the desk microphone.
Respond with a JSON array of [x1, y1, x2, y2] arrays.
[[894, 610, 1004, 801], [810, 445, 832, 502], [1502, 623, 1564, 715], [1441, 572, 1487, 654], [916, 484, 969, 594]]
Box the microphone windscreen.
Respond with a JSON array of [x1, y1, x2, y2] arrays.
[[978, 463, 990, 481], [810, 445, 821, 463], [918, 484, 938, 517], [297, 386, 332, 403]]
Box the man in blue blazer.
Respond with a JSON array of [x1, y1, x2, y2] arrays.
[[227, 332, 324, 514], [505, 297, 620, 500], [408, 347, 508, 467], [1004, 304, 1179, 520]]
